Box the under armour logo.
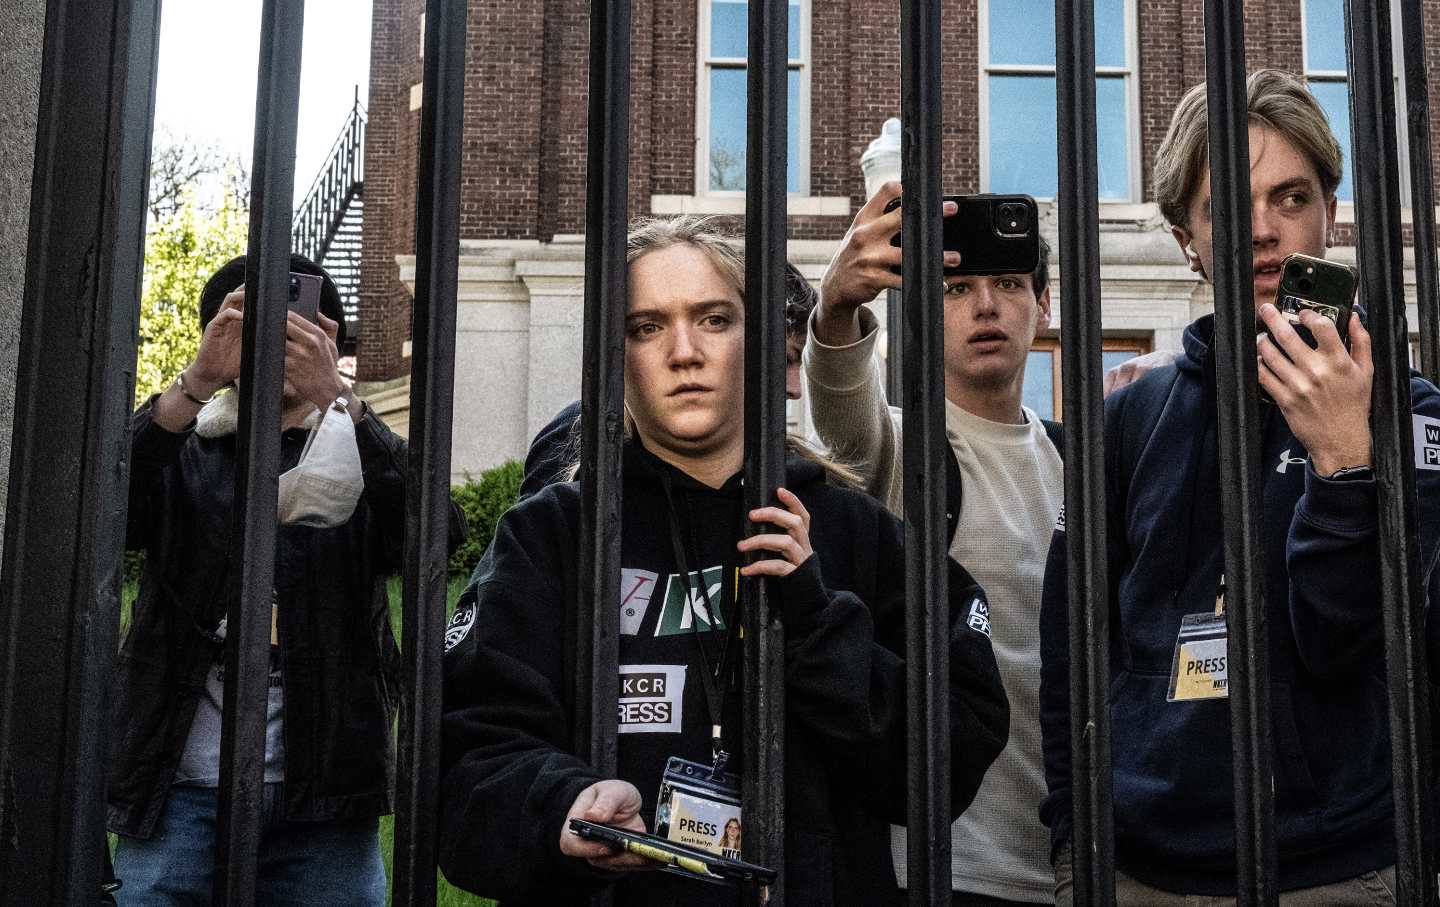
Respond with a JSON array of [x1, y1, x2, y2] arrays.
[[1276, 449, 1306, 474]]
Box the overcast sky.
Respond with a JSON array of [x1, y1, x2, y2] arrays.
[[152, 0, 373, 204]]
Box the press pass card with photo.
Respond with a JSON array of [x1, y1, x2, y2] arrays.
[[654, 757, 743, 860], [1167, 612, 1229, 702]]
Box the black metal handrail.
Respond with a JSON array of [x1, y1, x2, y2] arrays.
[[292, 90, 366, 266]]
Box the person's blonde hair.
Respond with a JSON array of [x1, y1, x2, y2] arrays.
[[563, 216, 861, 488], [1154, 69, 1344, 228], [627, 215, 746, 296]]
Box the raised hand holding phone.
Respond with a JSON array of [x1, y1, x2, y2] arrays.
[[814, 181, 959, 346], [1264, 252, 1357, 350], [1257, 303, 1374, 475], [884, 192, 1039, 277]]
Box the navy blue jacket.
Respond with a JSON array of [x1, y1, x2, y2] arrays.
[[1039, 314, 1440, 895]]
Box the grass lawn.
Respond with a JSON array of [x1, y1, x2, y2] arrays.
[[118, 575, 495, 905]]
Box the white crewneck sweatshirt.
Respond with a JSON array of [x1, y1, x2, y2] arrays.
[[804, 307, 1063, 903]]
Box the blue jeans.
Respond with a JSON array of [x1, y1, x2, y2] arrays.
[[113, 784, 388, 906]]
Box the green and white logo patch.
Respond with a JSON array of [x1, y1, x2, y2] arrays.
[[654, 566, 728, 637]]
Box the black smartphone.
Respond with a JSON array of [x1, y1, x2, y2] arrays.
[[288, 272, 323, 323], [568, 818, 778, 887], [1270, 252, 1357, 348], [884, 193, 1040, 276]]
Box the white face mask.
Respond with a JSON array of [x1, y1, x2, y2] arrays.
[[194, 392, 364, 527], [277, 403, 363, 528]]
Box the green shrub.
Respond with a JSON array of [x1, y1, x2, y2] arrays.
[[123, 550, 145, 588], [448, 460, 524, 579]]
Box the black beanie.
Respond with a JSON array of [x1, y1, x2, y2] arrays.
[[198, 253, 347, 349]]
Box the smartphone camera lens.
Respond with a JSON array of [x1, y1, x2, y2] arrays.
[[995, 203, 1030, 237], [288, 275, 301, 303]]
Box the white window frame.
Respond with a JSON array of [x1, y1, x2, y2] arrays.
[[1302, 0, 1411, 211], [695, 0, 812, 198], [978, 0, 1142, 203]]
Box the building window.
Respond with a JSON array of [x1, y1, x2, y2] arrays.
[[698, 0, 808, 195], [1303, 0, 1409, 205], [980, 0, 1138, 201], [1022, 337, 1152, 420]]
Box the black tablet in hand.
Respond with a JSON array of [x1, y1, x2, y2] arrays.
[[568, 818, 778, 887]]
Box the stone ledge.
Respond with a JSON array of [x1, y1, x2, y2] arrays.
[[650, 194, 854, 217]]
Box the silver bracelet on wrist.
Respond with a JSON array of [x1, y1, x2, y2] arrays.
[[176, 370, 216, 407]]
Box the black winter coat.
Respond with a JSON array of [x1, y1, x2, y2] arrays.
[[108, 398, 465, 838], [438, 440, 1009, 906]]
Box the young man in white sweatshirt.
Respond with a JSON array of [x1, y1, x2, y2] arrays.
[[805, 180, 1060, 906]]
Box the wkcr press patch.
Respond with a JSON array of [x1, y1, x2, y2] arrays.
[[1416, 414, 1440, 471]]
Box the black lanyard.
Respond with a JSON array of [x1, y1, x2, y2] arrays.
[[660, 473, 743, 774]]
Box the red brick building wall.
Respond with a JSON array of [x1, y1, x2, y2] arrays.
[[359, 0, 423, 382], [358, 0, 1440, 381]]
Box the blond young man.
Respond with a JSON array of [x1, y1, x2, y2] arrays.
[[1041, 69, 1440, 904], [806, 183, 1062, 905]]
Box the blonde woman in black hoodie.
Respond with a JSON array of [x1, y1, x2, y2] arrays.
[[437, 217, 1009, 906]]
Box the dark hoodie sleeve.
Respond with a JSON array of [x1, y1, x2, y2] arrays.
[[437, 490, 604, 901], [352, 406, 468, 569], [1038, 386, 1131, 857], [777, 495, 1009, 825], [1286, 378, 1440, 679], [126, 396, 192, 550], [519, 400, 583, 501]]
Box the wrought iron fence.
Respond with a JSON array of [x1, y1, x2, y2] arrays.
[[0, 0, 1436, 905]]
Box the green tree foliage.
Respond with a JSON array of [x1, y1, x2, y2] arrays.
[[448, 460, 525, 579], [134, 152, 249, 405]]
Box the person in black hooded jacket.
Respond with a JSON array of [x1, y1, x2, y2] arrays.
[[438, 216, 1009, 906], [1041, 70, 1440, 903]]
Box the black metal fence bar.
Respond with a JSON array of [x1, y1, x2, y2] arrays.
[[1053, 2, 1115, 903], [212, 1, 306, 901], [887, 289, 904, 402], [392, 0, 467, 903], [1200, 3, 1277, 903], [741, 0, 789, 902], [1345, 1, 1436, 901], [897, 0, 950, 903], [0, 1, 160, 902], [1400, 0, 1440, 384], [576, 0, 629, 807]]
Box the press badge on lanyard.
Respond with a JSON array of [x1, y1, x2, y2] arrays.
[[654, 757, 743, 859], [1166, 577, 1229, 702], [656, 475, 746, 858]]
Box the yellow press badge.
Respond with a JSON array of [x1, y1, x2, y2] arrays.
[[654, 757, 743, 859], [1167, 612, 1229, 701]]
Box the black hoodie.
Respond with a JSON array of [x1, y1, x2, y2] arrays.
[[439, 440, 1009, 905]]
